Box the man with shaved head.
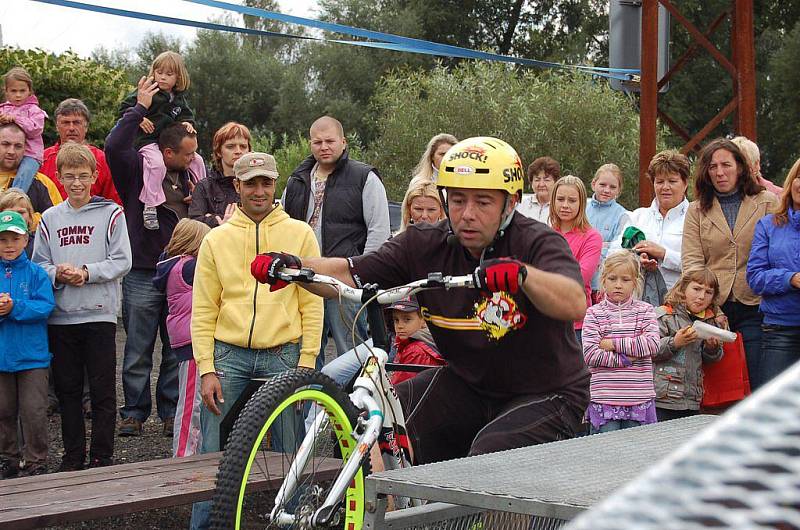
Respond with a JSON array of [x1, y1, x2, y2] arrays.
[[283, 116, 390, 365]]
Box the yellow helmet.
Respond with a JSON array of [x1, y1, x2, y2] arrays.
[[437, 137, 524, 197]]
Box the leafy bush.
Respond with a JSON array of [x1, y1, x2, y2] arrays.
[[0, 47, 132, 147], [367, 62, 664, 208], [250, 130, 365, 199]]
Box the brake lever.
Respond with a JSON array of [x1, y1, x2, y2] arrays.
[[277, 268, 316, 283]]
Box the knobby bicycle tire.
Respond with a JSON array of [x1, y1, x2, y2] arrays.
[[211, 368, 369, 530]]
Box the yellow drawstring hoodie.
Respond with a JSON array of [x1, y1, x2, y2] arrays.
[[192, 204, 323, 375]]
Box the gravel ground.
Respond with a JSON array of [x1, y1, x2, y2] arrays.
[[47, 323, 186, 530], [44, 321, 338, 529]]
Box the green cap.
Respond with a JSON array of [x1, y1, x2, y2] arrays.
[[0, 210, 28, 235], [621, 226, 646, 250]]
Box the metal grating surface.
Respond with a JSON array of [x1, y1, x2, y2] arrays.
[[566, 361, 800, 530], [368, 415, 714, 520], [386, 510, 565, 530]]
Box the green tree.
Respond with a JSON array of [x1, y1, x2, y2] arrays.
[[0, 47, 132, 147], [301, 0, 434, 143], [656, 0, 800, 179], [251, 130, 365, 198], [760, 20, 800, 179], [183, 27, 284, 153], [93, 31, 185, 85], [368, 62, 657, 208]]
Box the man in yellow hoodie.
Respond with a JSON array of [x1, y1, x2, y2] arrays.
[[189, 151, 322, 530]]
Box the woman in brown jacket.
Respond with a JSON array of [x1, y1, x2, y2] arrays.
[[682, 138, 778, 390]]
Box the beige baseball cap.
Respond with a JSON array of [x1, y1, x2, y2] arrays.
[[234, 152, 279, 181]]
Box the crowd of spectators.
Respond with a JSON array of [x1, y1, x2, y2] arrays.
[[0, 53, 799, 510]]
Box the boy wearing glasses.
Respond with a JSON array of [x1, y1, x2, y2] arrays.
[[33, 143, 132, 471]]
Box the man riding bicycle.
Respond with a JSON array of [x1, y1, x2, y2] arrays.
[[252, 137, 590, 464]]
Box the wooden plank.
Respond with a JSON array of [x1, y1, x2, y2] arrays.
[[0, 453, 222, 495], [0, 452, 342, 529]]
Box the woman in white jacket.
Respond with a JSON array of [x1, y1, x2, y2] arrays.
[[609, 150, 691, 291]]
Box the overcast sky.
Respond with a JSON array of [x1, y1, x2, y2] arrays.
[[1, 0, 319, 57]]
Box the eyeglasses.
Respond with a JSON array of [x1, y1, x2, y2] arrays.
[[60, 175, 93, 183], [532, 176, 555, 183]]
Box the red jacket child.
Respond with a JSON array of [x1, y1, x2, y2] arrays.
[[387, 296, 445, 385]]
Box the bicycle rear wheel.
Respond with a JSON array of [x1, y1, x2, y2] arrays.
[[211, 369, 367, 529]]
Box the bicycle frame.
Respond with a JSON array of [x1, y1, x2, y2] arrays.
[[267, 269, 474, 527]]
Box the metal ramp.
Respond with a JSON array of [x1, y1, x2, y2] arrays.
[[566, 361, 800, 530], [364, 415, 716, 528]]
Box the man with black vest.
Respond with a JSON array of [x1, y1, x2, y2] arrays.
[[283, 116, 390, 365]]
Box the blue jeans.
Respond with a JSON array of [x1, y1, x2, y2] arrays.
[[590, 419, 641, 434], [722, 301, 764, 390], [759, 324, 800, 387], [13, 156, 40, 193], [190, 340, 301, 530], [317, 297, 369, 369], [120, 269, 177, 422]]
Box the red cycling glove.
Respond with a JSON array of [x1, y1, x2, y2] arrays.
[[473, 258, 528, 294], [250, 252, 302, 292]]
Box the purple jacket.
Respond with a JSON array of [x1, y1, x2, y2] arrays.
[[0, 95, 47, 161], [153, 254, 195, 355]]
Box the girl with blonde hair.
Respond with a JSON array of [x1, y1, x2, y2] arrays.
[[411, 133, 458, 183], [746, 157, 800, 387], [0, 188, 35, 256], [152, 218, 211, 456], [0, 67, 47, 194], [399, 177, 445, 232], [549, 176, 603, 341], [586, 163, 630, 301], [583, 251, 659, 433], [654, 268, 724, 420], [118, 51, 206, 231]]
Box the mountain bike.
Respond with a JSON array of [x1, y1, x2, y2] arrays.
[[210, 268, 474, 529]]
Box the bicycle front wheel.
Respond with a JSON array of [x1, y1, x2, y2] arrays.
[[211, 368, 367, 529]]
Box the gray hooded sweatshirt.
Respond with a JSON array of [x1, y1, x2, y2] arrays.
[[33, 197, 132, 325]]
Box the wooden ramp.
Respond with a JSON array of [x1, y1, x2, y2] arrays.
[[0, 451, 339, 529]]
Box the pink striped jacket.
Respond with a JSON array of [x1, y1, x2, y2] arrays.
[[582, 297, 660, 406]]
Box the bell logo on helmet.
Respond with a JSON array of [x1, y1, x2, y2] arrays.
[[455, 166, 474, 175]]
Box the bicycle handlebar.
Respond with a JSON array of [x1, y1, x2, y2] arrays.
[[276, 268, 475, 304]]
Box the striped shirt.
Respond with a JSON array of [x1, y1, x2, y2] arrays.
[[582, 297, 660, 406]]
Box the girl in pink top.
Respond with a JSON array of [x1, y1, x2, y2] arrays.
[[0, 67, 47, 194], [582, 252, 660, 433], [549, 176, 602, 342], [152, 219, 210, 457]]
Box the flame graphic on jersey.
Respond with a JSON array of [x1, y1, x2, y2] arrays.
[[474, 291, 527, 340]]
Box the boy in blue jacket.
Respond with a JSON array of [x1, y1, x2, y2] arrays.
[[0, 210, 55, 478]]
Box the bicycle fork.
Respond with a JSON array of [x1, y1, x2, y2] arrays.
[[271, 386, 383, 527]]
